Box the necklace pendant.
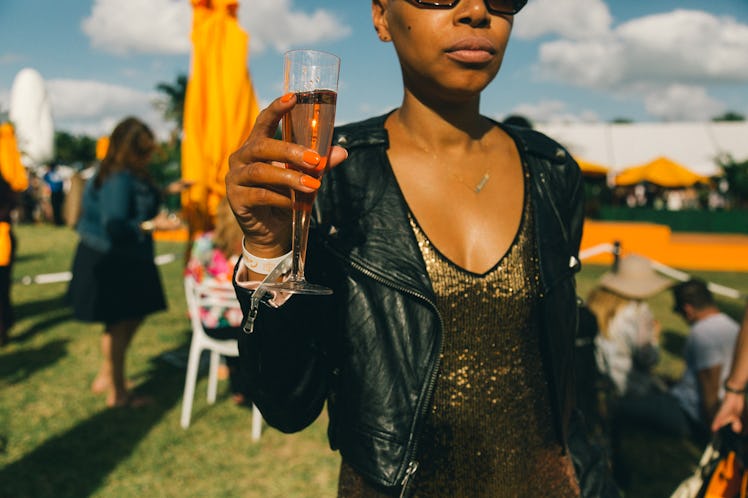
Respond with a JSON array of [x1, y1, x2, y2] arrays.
[[474, 172, 490, 193]]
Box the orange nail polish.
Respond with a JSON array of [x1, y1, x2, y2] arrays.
[[303, 150, 321, 165], [315, 156, 328, 172], [281, 92, 294, 103], [300, 176, 321, 189]]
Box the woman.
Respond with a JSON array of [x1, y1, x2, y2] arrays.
[[185, 197, 248, 404], [67, 117, 182, 408], [227, 1, 617, 496], [587, 254, 671, 398]]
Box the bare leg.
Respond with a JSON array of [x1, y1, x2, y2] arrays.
[[102, 317, 143, 407], [92, 322, 139, 394]]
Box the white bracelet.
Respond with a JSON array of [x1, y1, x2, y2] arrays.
[[241, 238, 291, 275]]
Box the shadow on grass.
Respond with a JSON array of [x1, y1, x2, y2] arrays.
[[661, 329, 687, 357], [0, 353, 187, 498], [13, 252, 45, 264], [11, 310, 74, 346], [0, 339, 70, 384], [612, 424, 701, 498], [13, 293, 69, 321]]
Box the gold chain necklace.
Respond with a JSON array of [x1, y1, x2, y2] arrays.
[[448, 167, 492, 194]]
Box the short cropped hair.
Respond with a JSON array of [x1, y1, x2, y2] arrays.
[[672, 278, 714, 311]]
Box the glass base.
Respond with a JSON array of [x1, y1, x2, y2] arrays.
[[262, 279, 333, 296]]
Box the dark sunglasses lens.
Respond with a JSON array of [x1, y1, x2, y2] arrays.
[[487, 0, 526, 14], [417, 0, 457, 6]]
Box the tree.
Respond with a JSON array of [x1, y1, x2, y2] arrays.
[[712, 111, 745, 122], [720, 156, 748, 209], [154, 74, 188, 135], [54, 131, 96, 166]]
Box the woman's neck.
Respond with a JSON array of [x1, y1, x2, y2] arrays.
[[395, 91, 492, 154]]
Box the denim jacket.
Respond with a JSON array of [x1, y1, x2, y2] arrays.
[[77, 170, 160, 258]]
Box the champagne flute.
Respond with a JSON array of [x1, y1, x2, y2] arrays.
[[264, 49, 340, 295]]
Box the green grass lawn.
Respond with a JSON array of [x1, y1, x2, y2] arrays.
[[1, 223, 746, 497]]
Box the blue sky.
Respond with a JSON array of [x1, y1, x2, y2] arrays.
[[1, 0, 748, 140]]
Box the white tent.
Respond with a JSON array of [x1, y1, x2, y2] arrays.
[[537, 121, 748, 177], [9, 67, 55, 167]]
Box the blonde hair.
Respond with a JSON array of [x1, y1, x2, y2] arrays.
[[586, 286, 632, 338], [212, 197, 243, 258]]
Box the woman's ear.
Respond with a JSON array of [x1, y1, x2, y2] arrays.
[[372, 0, 392, 42]]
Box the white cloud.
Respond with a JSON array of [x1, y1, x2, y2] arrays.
[[81, 0, 351, 56], [644, 84, 725, 121], [503, 100, 600, 124], [82, 0, 190, 55], [239, 0, 352, 53], [536, 10, 748, 90], [514, 0, 612, 40], [46, 79, 171, 139]]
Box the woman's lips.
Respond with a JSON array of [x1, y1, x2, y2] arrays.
[[445, 38, 496, 64]]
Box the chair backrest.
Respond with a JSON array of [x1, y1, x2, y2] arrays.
[[184, 275, 242, 337]]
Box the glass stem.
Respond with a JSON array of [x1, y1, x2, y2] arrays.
[[289, 195, 313, 281]]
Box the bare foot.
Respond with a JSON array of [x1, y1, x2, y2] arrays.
[[91, 376, 109, 394], [92, 377, 134, 395], [107, 392, 154, 408]]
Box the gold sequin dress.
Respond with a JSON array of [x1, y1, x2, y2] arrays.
[[338, 189, 579, 498]]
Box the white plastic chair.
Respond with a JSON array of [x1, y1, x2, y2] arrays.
[[180, 275, 263, 440]]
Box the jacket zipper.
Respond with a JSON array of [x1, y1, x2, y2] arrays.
[[329, 244, 443, 496]]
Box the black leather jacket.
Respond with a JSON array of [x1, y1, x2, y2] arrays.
[[235, 114, 615, 496]]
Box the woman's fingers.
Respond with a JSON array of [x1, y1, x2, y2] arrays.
[[329, 145, 349, 169]]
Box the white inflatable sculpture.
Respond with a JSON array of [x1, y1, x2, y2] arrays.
[[9, 67, 55, 166]]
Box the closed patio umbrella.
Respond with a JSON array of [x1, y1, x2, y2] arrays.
[[0, 123, 28, 193], [181, 0, 260, 234]]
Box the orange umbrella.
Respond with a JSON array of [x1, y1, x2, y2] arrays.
[[615, 156, 710, 188], [0, 122, 28, 266], [181, 0, 260, 233], [95, 136, 109, 160], [0, 122, 28, 192]]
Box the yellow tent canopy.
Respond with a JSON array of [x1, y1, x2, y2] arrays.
[[614, 156, 711, 188], [181, 0, 260, 234], [577, 159, 609, 177]]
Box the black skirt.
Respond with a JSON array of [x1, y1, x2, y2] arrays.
[[67, 242, 167, 324]]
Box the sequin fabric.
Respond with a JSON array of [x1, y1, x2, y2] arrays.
[[338, 189, 579, 498]]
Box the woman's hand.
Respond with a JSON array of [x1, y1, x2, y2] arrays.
[[225, 94, 348, 258], [164, 179, 194, 195], [711, 391, 745, 434], [140, 210, 184, 232]]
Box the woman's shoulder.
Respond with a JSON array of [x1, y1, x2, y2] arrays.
[[500, 122, 577, 166], [333, 112, 391, 150]]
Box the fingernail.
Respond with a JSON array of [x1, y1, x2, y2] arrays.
[[300, 176, 321, 189], [315, 156, 328, 172], [281, 92, 294, 103], [303, 150, 321, 166]]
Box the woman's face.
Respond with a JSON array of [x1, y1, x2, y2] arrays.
[[372, 0, 514, 103]]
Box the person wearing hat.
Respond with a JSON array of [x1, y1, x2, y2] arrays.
[[587, 254, 672, 398]]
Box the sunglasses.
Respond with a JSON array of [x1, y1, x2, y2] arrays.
[[405, 0, 528, 16]]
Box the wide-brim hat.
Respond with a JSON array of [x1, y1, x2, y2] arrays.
[[599, 254, 673, 299]]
